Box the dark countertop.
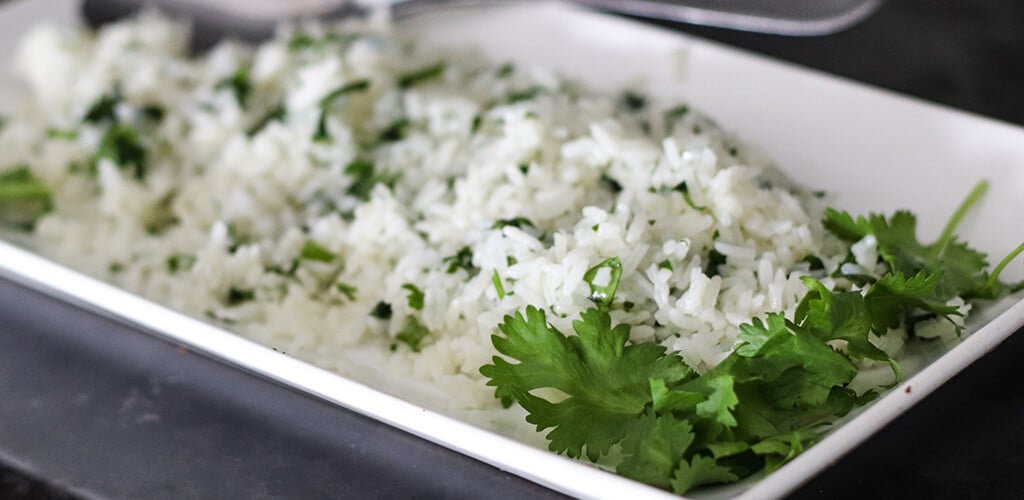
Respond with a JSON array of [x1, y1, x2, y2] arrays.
[[2, 1, 1023, 499]]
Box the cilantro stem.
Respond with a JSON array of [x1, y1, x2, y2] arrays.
[[937, 180, 987, 251], [986, 240, 1024, 290]]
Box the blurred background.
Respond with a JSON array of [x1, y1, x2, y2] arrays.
[[1, 1, 1022, 498]]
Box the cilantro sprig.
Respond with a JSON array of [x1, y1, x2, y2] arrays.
[[823, 180, 1022, 300], [481, 185, 1021, 494], [480, 274, 939, 494]]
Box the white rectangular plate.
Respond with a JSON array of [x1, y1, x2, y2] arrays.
[[1, 1, 1023, 498]]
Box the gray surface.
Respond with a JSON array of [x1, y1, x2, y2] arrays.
[[0, 277, 565, 499]]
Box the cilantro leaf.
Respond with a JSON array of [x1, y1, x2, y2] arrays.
[[83, 87, 122, 123], [371, 301, 392, 320], [92, 124, 147, 179], [216, 63, 253, 107], [396, 317, 429, 352], [442, 246, 477, 275], [335, 282, 357, 301], [314, 79, 370, 142], [480, 307, 692, 461], [300, 240, 335, 262], [492, 217, 535, 230], [0, 166, 52, 228], [583, 257, 623, 310], [402, 283, 424, 310], [397, 61, 446, 88], [247, 104, 286, 136], [823, 182, 1004, 301], [618, 413, 695, 489], [492, 269, 507, 299], [671, 455, 739, 495]]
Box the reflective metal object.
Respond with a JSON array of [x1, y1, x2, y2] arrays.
[[82, 0, 882, 51]]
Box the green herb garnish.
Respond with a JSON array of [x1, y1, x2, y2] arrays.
[[492, 269, 507, 299], [442, 246, 477, 275], [402, 283, 425, 310], [481, 184, 1023, 495], [582, 257, 622, 310], [506, 86, 544, 103], [336, 282, 358, 301], [397, 61, 446, 88], [166, 254, 196, 274], [672, 181, 707, 212], [371, 301, 393, 320], [46, 128, 79, 141], [300, 240, 335, 262], [92, 123, 147, 179], [314, 79, 370, 142], [492, 217, 535, 231], [0, 166, 51, 228], [83, 87, 122, 123], [378, 117, 411, 142], [395, 316, 429, 352], [226, 287, 255, 305], [216, 63, 253, 107]]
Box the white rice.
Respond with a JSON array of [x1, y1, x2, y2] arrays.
[[1, 13, 875, 417]]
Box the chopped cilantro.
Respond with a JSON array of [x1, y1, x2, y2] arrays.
[[802, 255, 825, 271], [343, 159, 397, 200], [497, 63, 515, 78], [166, 254, 196, 274], [402, 283, 425, 310], [320, 80, 371, 109], [300, 240, 335, 262], [248, 104, 286, 136], [0, 166, 51, 228], [583, 257, 623, 310], [470, 114, 482, 134], [673, 181, 708, 211], [46, 128, 78, 141], [288, 31, 360, 51], [492, 269, 507, 299], [226, 287, 255, 305], [663, 104, 689, 125], [92, 123, 147, 179], [395, 316, 429, 352], [288, 33, 317, 50], [599, 173, 623, 194], [397, 61, 446, 88], [378, 117, 411, 142], [622, 91, 647, 111], [705, 247, 727, 277], [216, 63, 253, 107], [336, 282, 358, 301], [492, 217, 535, 231], [83, 87, 121, 123], [141, 104, 165, 122], [506, 86, 544, 103], [314, 79, 371, 142], [371, 301, 393, 320], [658, 260, 673, 272], [442, 246, 477, 275]]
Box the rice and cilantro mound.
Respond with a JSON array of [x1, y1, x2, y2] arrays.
[[1, 12, 1020, 495]]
